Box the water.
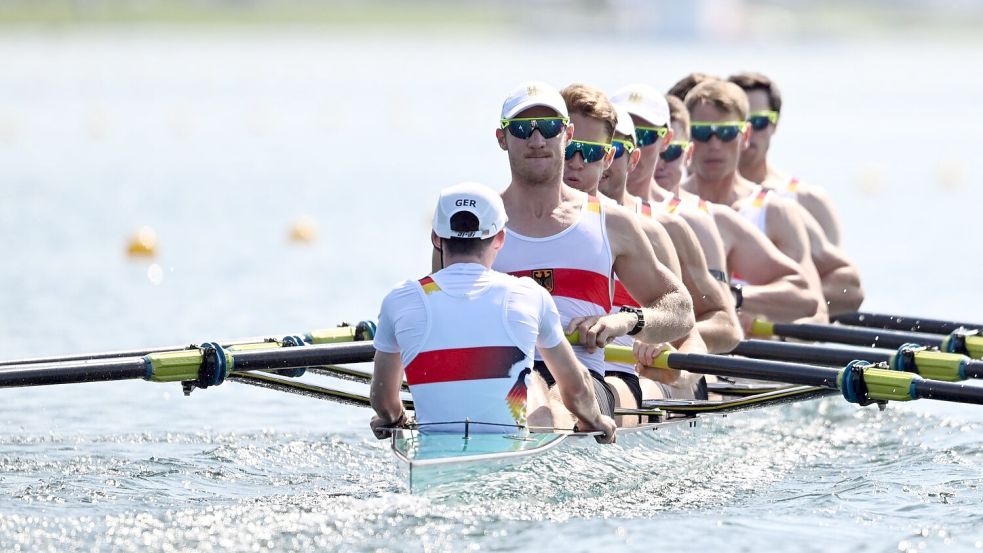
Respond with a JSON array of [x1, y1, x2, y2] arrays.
[[2, 28, 983, 551]]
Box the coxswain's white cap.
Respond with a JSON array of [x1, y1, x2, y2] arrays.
[[610, 84, 670, 127], [614, 105, 636, 140], [501, 80, 569, 119], [432, 182, 508, 240]]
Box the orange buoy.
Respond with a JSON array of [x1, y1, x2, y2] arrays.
[[127, 226, 158, 257], [289, 215, 317, 243]]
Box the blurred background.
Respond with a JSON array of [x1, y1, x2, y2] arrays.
[[2, 0, 982, 358]]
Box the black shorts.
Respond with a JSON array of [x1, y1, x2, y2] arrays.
[[533, 361, 615, 418], [605, 371, 643, 408]]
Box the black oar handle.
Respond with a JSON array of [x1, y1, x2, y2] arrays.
[[833, 312, 982, 335], [731, 340, 892, 366], [666, 353, 841, 389]]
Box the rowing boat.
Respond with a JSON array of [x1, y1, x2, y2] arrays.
[[387, 384, 831, 493], [3, 311, 982, 494]]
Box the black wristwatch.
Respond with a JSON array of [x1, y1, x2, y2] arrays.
[[730, 283, 744, 310], [619, 305, 645, 336]]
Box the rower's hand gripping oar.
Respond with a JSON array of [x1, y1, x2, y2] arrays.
[[567, 333, 983, 407], [749, 319, 983, 360]]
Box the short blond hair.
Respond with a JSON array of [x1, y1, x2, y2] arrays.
[[684, 80, 749, 121], [560, 83, 617, 140]]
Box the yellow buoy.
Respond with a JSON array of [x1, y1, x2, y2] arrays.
[[127, 226, 158, 257], [289, 215, 318, 243]]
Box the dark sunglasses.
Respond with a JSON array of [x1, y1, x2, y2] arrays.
[[690, 121, 748, 143], [659, 140, 690, 162], [564, 140, 613, 164], [500, 117, 569, 140], [612, 138, 635, 159], [748, 110, 779, 131], [635, 125, 668, 148]]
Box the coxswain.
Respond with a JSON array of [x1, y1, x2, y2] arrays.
[[370, 182, 616, 443]]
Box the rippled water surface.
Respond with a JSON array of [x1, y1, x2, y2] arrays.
[[2, 29, 983, 552]]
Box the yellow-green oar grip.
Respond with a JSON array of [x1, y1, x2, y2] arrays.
[[145, 350, 206, 382], [309, 326, 357, 344], [860, 367, 917, 402], [966, 336, 983, 360], [893, 350, 967, 382], [750, 319, 775, 337]]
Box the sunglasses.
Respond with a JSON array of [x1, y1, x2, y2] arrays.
[[612, 138, 636, 159], [690, 121, 748, 143], [748, 110, 779, 131], [500, 117, 570, 140], [565, 140, 613, 164], [659, 140, 691, 162], [635, 125, 668, 148]]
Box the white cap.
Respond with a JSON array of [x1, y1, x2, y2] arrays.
[[432, 182, 508, 240], [500, 80, 569, 119], [614, 105, 636, 139], [610, 84, 670, 127]]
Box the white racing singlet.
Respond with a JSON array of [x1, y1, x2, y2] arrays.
[[375, 264, 564, 432], [732, 185, 773, 286], [492, 195, 614, 376]]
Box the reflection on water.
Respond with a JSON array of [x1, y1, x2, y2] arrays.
[[2, 29, 983, 551]]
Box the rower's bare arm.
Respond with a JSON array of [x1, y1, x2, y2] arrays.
[[797, 184, 842, 246], [609, 209, 695, 345], [539, 341, 616, 444], [640, 215, 682, 277], [675, 207, 729, 275], [655, 213, 741, 353], [797, 204, 864, 315], [764, 197, 812, 266], [716, 209, 820, 322], [369, 351, 407, 433]]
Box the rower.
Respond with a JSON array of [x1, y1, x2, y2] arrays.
[[729, 72, 843, 245], [681, 80, 864, 319], [558, 83, 739, 408], [657, 92, 823, 328], [486, 80, 695, 430], [611, 84, 729, 284], [370, 182, 616, 443]]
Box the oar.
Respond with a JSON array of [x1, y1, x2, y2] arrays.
[[749, 320, 983, 359], [0, 341, 375, 389], [832, 311, 982, 335], [731, 339, 983, 382], [568, 334, 983, 407], [0, 321, 376, 367]]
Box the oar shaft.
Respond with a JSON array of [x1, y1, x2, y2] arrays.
[[0, 358, 148, 388], [912, 380, 983, 405], [758, 321, 942, 349], [833, 312, 982, 335], [731, 340, 892, 366], [666, 353, 841, 388]]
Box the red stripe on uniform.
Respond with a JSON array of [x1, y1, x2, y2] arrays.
[[612, 281, 640, 308], [509, 268, 612, 311], [404, 345, 526, 385]]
